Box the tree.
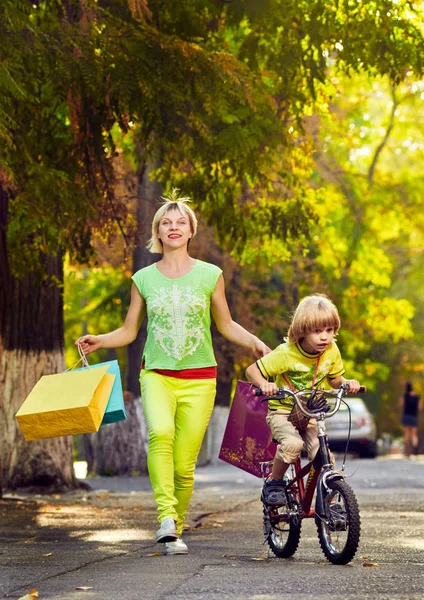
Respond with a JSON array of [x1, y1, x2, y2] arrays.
[[0, 0, 282, 489], [2, 0, 423, 489]]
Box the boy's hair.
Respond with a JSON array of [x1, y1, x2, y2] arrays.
[[147, 188, 198, 254], [287, 294, 341, 343]]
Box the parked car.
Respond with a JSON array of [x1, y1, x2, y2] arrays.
[[326, 397, 377, 458]]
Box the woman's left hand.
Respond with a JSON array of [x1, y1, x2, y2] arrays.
[[252, 338, 272, 358]]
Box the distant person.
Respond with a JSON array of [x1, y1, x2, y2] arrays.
[[245, 294, 361, 505], [76, 189, 270, 555], [400, 382, 421, 457]]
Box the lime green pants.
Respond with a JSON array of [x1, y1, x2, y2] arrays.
[[140, 370, 216, 536]]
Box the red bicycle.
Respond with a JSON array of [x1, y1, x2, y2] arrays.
[[256, 383, 366, 565]]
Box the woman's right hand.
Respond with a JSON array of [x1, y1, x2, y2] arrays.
[[75, 335, 103, 355]]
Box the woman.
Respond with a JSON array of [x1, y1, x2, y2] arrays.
[[400, 382, 421, 457], [76, 189, 270, 555]]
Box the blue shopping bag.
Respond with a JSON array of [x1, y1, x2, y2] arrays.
[[74, 360, 126, 425]]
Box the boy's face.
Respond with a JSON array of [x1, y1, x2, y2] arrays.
[[301, 327, 335, 354]]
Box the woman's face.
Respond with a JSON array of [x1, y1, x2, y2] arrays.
[[157, 209, 192, 251]]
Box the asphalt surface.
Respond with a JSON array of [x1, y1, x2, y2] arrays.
[[1, 455, 424, 600]]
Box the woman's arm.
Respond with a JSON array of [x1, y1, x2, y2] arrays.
[[211, 274, 271, 358], [76, 283, 146, 354]]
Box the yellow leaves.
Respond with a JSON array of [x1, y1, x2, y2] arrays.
[[350, 245, 393, 288], [75, 586, 94, 591], [147, 552, 162, 557], [361, 554, 380, 567], [42, 552, 53, 557], [363, 297, 415, 343], [17, 591, 38, 600]]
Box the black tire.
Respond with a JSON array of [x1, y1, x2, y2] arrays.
[[316, 479, 360, 565], [264, 501, 302, 558]]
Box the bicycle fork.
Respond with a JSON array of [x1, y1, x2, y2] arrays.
[[315, 418, 344, 520]]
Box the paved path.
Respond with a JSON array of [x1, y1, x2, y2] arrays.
[[1, 456, 424, 599]]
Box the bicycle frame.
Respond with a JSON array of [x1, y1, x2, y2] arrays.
[[259, 383, 365, 564]]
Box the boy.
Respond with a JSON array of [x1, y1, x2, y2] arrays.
[[245, 294, 360, 504]]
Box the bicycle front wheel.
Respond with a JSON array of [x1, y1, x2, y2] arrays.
[[316, 479, 360, 565]]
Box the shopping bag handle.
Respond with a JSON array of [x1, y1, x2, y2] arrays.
[[67, 342, 90, 371]]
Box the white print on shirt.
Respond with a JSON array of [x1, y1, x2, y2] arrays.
[[148, 285, 207, 360]]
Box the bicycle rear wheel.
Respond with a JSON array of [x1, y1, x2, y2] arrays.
[[316, 479, 360, 565], [263, 499, 302, 558]]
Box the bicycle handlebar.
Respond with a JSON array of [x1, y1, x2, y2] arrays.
[[254, 383, 366, 419]]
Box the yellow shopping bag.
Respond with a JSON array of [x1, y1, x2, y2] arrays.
[[16, 366, 115, 441]]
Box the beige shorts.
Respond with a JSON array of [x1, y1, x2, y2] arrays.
[[266, 409, 320, 464]]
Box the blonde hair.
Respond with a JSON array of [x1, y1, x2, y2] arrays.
[[147, 188, 198, 254], [287, 294, 341, 344]]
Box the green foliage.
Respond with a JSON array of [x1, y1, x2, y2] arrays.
[[64, 261, 130, 371], [2, 0, 424, 430]]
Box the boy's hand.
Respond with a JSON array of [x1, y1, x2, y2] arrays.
[[260, 381, 278, 396], [345, 379, 361, 394]]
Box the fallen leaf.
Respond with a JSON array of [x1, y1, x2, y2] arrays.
[[75, 586, 94, 590], [43, 552, 53, 557], [363, 562, 380, 567], [360, 555, 368, 559], [17, 590, 38, 600], [400, 514, 408, 518], [147, 552, 162, 557], [251, 557, 266, 561]]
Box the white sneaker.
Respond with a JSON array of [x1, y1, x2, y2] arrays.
[[156, 517, 177, 543], [165, 538, 188, 555]]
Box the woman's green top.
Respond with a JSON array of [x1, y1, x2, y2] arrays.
[[131, 260, 222, 370]]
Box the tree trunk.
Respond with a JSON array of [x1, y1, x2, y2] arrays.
[[83, 392, 148, 476], [127, 160, 162, 397], [0, 184, 77, 491], [82, 163, 162, 477]]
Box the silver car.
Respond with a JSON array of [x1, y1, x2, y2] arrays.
[[325, 397, 377, 458]]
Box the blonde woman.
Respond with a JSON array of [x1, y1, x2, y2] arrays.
[[77, 189, 270, 555], [245, 294, 360, 506]]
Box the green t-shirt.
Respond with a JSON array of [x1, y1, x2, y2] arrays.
[[257, 341, 345, 410], [131, 260, 222, 370]]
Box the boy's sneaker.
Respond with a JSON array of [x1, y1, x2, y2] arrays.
[[165, 537, 188, 555], [261, 477, 287, 507], [156, 517, 177, 543]]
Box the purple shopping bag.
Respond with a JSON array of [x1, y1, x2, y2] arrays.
[[219, 380, 277, 478]]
